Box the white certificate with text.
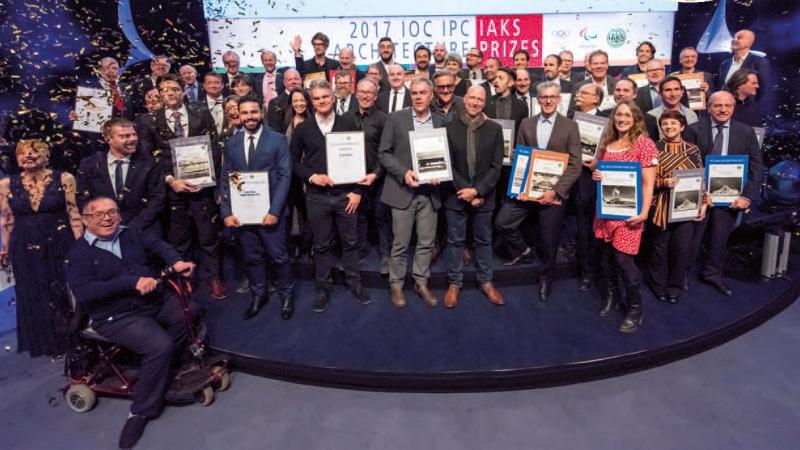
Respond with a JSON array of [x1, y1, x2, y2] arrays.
[[409, 128, 452, 183], [230, 171, 270, 225], [326, 131, 366, 184]]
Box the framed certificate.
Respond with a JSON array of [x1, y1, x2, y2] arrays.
[[573, 112, 608, 163], [229, 171, 270, 225], [668, 168, 704, 223], [409, 128, 452, 183], [676, 72, 706, 110], [596, 161, 642, 220], [521, 150, 569, 203], [754, 127, 765, 149], [627, 73, 649, 88], [326, 131, 366, 184], [506, 146, 533, 198], [303, 71, 327, 89], [490, 119, 516, 166], [170, 135, 216, 188], [73, 86, 113, 133], [706, 155, 748, 206]]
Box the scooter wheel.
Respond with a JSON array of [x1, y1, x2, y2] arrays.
[[195, 386, 214, 406], [212, 366, 231, 392], [66, 384, 96, 413]]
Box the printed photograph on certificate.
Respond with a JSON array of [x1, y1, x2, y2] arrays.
[[170, 135, 216, 188], [597, 163, 640, 219], [668, 168, 704, 223], [410, 129, 452, 182]]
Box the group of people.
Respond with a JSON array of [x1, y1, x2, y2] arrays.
[[0, 28, 768, 449]]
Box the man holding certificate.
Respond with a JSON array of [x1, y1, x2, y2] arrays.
[[220, 97, 295, 320], [685, 91, 763, 297], [495, 81, 581, 302], [290, 79, 371, 313]]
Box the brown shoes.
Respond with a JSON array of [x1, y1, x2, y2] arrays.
[[444, 285, 459, 309], [414, 283, 438, 307], [481, 282, 505, 306], [208, 277, 228, 300], [390, 286, 407, 308]]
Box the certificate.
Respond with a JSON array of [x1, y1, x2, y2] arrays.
[[668, 168, 704, 223], [706, 155, 748, 206], [596, 161, 642, 220], [521, 150, 568, 203], [490, 119, 516, 166], [573, 112, 608, 163], [326, 131, 366, 184], [676, 72, 706, 110], [506, 146, 533, 198], [170, 135, 216, 188], [303, 71, 327, 89], [229, 171, 270, 225], [73, 86, 113, 133], [409, 128, 452, 183], [627, 73, 649, 88], [754, 127, 765, 149]]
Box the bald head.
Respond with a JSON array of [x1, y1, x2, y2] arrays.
[[732, 29, 755, 53], [283, 69, 301, 90], [464, 86, 487, 117], [645, 59, 665, 85], [339, 47, 356, 70], [388, 64, 406, 89], [708, 90, 736, 123]]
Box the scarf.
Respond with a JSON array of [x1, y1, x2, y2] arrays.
[[460, 111, 487, 179]]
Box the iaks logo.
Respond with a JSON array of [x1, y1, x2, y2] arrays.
[[579, 27, 598, 41]]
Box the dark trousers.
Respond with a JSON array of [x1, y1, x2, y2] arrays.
[[495, 199, 565, 280], [94, 290, 200, 418], [167, 190, 221, 280], [571, 170, 597, 277], [599, 241, 642, 292], [306, 190, 361, 291], [648, 221, 696, 297], [696, 207, 739, 281], [357, 181, 392, 258], [238, 218, 294, 299], [446, 205, 493, 286]]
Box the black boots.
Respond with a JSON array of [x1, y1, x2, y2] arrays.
[[619, 283, 643, 333], [598, 286, 620, 317]]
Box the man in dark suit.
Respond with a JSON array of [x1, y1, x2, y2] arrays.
[[685, 91, 763, 296], [495, 81, 581, 301], [131, 55, 171, 113], [718, 29, 771, 105], [461, 47, 484, 83], [514, 68, 537, 117], [200, 72, 225, 135], [634, 59, 665, 113], [430, 71, 465, 123], [290, 79, 371, 312], [480, 57, 502, 98], [66, 196, 197, 450], [77, 118, 166, 238], [571, 50, 617, 112], [178, 64, 204, 105], [137, 73, 227, 300], [557, 50, 576, 84], [535, 54, 572, 95], [376, 64, 411, 113], [378, 77, 446, 308], [266, 69, 302, 133], [442, 86, 506, 308], [484, 68, 528, 135], [220, 51, 242, 90], [220, 97, 294, 320], [291, 32, 340, 78], [333, 70, 359, 116], [599, 78, 660, 139], [251, 50, 283, 109], [374, 37, 396, 92], [413, 45, 437, 79]]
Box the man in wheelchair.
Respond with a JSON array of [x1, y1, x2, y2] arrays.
[[66, 196, 198, 449]]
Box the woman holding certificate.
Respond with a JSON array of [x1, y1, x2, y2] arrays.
[[592, 100, 657, 333]]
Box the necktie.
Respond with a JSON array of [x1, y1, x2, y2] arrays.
[[172, 111, 185, 138], [247, 135, 256, 169], [712, 124, 725, 155], [109, 81, 124, 117], [339, 98, 346, 115], [186, 85, 197, 102], [472, 72, 477, 80], [114, 160, 124, 199], [391, 90, 398, 112]]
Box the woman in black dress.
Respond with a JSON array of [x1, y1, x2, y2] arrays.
[[0, 140, 83, 357]]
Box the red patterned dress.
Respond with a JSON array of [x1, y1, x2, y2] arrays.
[[593, 135, 659, 255]]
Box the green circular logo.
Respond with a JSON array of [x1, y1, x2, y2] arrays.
[[607, 28, 627, 48]]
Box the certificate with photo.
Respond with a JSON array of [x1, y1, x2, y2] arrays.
[[676, 72, 706, 110], [170, 135, 216, 188], [521, 150, 568, 203], [326, 131, 366, 184], [754, 127, 765, 149], [506, 146, 533, 198], [73, 86, 113, 133], [573, 112, 608, 163], [409, 128, 452, 183], [490, 118, 516, 166], [706, 155, 748, 206], [596, 161, 642, 220], [302, 71, 327, 89], [229, 171, 270, 225], [668, 168, 704, 223]]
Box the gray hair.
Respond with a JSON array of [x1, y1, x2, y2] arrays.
[[409, 76, 433, 92], [536, 80, 562, 96], [444, 53, 463, 67], [308, 78, 333, 92]]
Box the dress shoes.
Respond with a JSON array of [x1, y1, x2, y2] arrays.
[[414, 283, 438, 307], [242, 294, 268, 320], [655, 294, 669, 303], [313, 289, 330, 313], [390, 286, 406, 308], [537, 278, 552, 302], [667, 295, 679, 304], [481, 282, 505, 305], [444, 285, 459, 309], [208, 277, 228, 300], [503, 247, 536, 266], [578, 275, 593, 292], [280, 295, 294, 320], [598, 289, 619, 317], [702, 277, 733, 297], [349, 286, 371, 305], [119, 414, 148, 449]]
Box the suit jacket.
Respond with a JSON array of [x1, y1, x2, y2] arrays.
[[634, 85, 659, 114], [290, 115, 362, 195], [266, 92, 291, 133], [378, 108, 446, 209], [597, 107, 660, 141], [252, 70, 285, 101], [685, 117, 763, 201], [484, 94, 529, 136], [182, 82, 206, 105], [67, 228, 182, 322], [77, 150, 166, 236], [516, 113, 582, 199], [718, 52, 771, 96], [430, 96, 466, 124], [295, 56, 340, 78], [376, 87, 412, 113], [131, 75, 159, 114], [376, 61, 391, 92], [443, 117, 504, 211], [335, 94, 359, 115], [220, 126, 292, 219]]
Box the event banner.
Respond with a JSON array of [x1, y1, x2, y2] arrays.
[[207, 12, 674, 70]]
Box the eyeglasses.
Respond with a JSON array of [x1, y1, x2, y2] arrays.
[[357, 90, 377, 97], [83, 208, 120, 220], [435, 85, 455, 91], [312, 41, 326, 47], [578, 91, 597, 97], [467, 53, 480, 58], [537, 95, 560, 101]]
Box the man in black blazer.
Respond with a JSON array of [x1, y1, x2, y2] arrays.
[[685, 91, 763, 296], [77, 118, 166, 238], [634, 59, 665, 113], [374, 37, 396, 92], [290, 32, 341, 77], [178, 64, 205, 105], [571, 50, 617, 112], [220, 50, 242, 90], [599, 78, 660, 139], [131, 55, 171, 113], [430, 71, 465, 123], [495, 81, 581, 301], [718, 29, 771, 104], [220, 97, 295, 320], [137, 73, 227, 300], [443, 86, 506, 308], [290, 79, 370, 312], [376, 64, 411, 113], [378, 77, 446, 308], [484, 68, 528, 135], [413, 45, 437, 79], [266, 69, 303, 133], [333, 70, 359, 116], [251, 51, 284, 108], [535, 54, 572, 96]]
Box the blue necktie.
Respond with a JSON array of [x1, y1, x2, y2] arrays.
[[114, 160, 124, 199]]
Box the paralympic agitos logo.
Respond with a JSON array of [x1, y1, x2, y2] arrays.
[[579, 27, 598, 41]]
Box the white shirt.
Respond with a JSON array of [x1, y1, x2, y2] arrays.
[[725, 51, 749, 83], [335, 95, 352, 115], [412, 109, 433, 131], [165, 105, 189, 135], [107, 152, 131, 197], [315, 112, 335, 135], [206, 95, 224, 134], [389, 88, 406, 113], [243, 125, 263, 166]]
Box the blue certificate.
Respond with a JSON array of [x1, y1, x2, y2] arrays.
[[506, 146, 534, 198], [705, 155, 749, 206], [596, 161, 642, 220]]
